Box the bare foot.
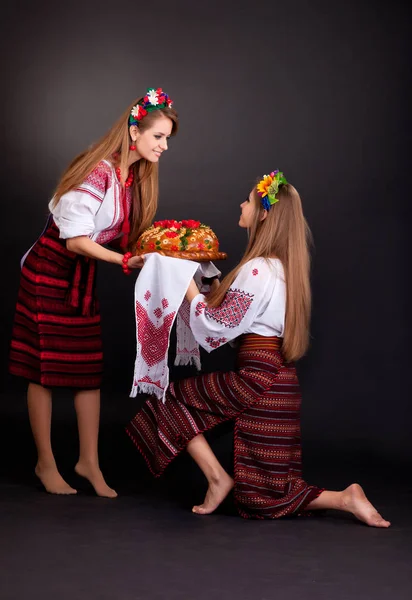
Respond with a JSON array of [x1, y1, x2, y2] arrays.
[[74, 462, 117, 498], [341, 483, 391, 528], [35, 464, 77, 495], [192, 472, 234, 515]]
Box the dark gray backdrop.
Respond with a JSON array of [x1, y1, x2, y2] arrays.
[[1, 0, 410, 465]]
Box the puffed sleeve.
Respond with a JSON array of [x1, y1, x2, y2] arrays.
[[189, 258, 273, 352], [49, 161, 111, 239]]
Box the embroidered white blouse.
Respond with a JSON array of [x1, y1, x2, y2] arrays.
[[49, 159, 132, 244], [189, 257, 286, 352]]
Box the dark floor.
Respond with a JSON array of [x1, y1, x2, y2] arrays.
[[1, 391, 411, 600]]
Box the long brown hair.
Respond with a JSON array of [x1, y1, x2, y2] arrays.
[[51, 96, 179, 250], [207, 183, 312, 362]]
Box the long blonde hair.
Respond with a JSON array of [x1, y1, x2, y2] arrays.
[[51, 96, 179, 250], [207, 183, 312, 362]]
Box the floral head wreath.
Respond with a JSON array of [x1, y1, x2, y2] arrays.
[[257, 170, 288, 211], [129, 87, 173, 126]]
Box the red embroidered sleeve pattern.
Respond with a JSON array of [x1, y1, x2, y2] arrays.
[[204, 289, 254, 329], [75, 161, 112, 202], [195, 301, 206, 317], [205, 336, 228, 348]]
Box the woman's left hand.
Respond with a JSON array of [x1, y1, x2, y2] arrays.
[[127, 255, 145, 269]]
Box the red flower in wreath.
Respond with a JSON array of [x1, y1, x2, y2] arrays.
[[171, 245, 179, 251], [131, 105, 147, 121], [165, 231, 178, 238]]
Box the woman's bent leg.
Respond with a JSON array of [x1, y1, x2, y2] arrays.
[[187, 434, 234, 514]]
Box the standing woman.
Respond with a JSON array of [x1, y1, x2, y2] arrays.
[[10, 88, 178, 497]]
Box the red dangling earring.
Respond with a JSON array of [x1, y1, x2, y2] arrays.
[[129, 144, 136, 151]]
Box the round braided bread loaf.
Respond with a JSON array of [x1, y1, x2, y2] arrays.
[[135, 219, 227, 262]]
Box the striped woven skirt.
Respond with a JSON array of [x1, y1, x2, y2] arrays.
[[9, 219, 103, 389], [126, 334, 323, 519]]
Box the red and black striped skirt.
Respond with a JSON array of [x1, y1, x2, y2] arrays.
[[9, 220, 103, 389], [126, 334, 323, 519]]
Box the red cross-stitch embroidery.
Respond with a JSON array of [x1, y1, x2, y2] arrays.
[[195, 301, 206, 317], [95, 185, 132, 246], [176, 347, 200, 355], [205, 336, 228, 348], [162, 298, 169, 309], [77, 161, 112, 199], [179, 298, 191, 327], [135, 300, 175, 367], [154, 307, 163, 319], [204, 289, 254, 328], [252, 268, 258, 276], [135, 375, 163, 390]]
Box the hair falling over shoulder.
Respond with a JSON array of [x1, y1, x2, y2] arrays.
[[207, 184, 312, 363], [51, 97, 179, 251]]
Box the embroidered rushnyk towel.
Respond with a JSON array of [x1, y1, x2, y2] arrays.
[[130, 253, 220, 401]]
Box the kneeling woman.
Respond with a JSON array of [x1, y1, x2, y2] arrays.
[[127, 170, 390, 527]]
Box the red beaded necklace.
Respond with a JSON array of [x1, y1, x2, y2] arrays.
[[115, 167, 134, 188], [115, 167, 134, 248]]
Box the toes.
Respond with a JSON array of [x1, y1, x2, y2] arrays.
[[375, 518, 391, 528], [367, 511, 391, 528], [93, 486, 117, 499], [370, 512, 390, 527], [192, 505, 207, 515]]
